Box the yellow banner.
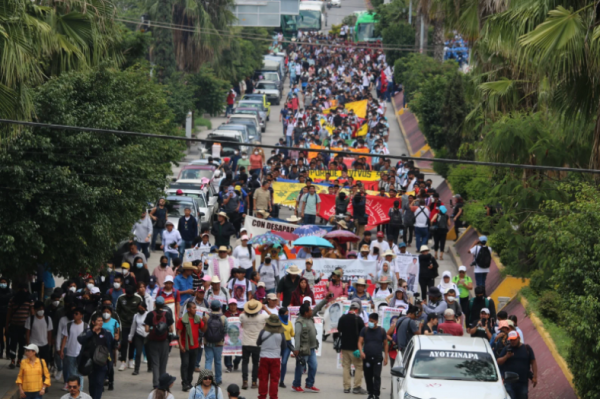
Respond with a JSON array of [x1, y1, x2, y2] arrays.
[[272, 181, 378, 206], [356, 123, 368, 137], [308, 170, 382, 181], [322, 100, 368, 119]]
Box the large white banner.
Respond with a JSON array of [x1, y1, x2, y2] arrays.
[[244, 215, 299, 237], [395, 254, 420, 293], [279, 258, 377, 279]]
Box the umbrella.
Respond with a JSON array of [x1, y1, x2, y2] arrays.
[[248, 232, 287, 246], [293, 225, 327, 237], [293, 236, 334, 248], [271, 230, 299, 241], [324, 230, 360, 244]]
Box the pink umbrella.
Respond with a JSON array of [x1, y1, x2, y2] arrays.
[[324, 230, 360, 244], [271, 230, 299, 241]]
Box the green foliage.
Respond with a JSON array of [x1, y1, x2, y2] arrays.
[[380, 21, 415, 65], [538, 291, 562, 323], [432, 147, 450, 178], [213, 28, 270, 84], [342, 14, 357, 26], [163, 73, 197, 126], [195, 117, 212, 130], [150, 0, 177, 81], [190, 66, 229, 116], [442, 73, 468, 158], [119, 27, 153, 69], [0, 66, 184, 278], [329, 24, 342, 36], [394, 54, 457, 104]]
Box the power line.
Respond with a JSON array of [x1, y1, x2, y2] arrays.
[[116, 18, 436, 51], [2, 118, 599, 174]]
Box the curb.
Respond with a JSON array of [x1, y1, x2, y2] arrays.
[[391, 97, 414, 156]]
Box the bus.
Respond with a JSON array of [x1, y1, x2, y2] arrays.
[[280, 2, 327, 38], [354, 11, 381, 42]]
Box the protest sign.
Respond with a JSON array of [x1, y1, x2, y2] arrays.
[[381, 307, 405, 332], [223, 317, 243, 355], [395, 254, 420, 293], [309, 170, 381, 182], [244, 215, 299, 237], [318, 194, 399, 227], [278, 258, 377, 279], [313, 281, 327, 302]]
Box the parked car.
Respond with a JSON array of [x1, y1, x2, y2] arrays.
[[177, 164, 217, 181], [232, 108, 265, 131], [218, 122, 259, 143], [242, 93, 271, 116], [391, 335, 516, 399], [254, 80, 281, 106], [227, 114, 261, 134], [166, 182, 218, 227], [238, 100, 270, 121], [201, 132, 246, 157], [216, 123, 258, 143]]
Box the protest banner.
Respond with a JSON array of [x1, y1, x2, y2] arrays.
[[324, 301, 344, 333], [381, 307, 405, 332], [271, 182, 329, 207], [243, 215, 300, 237], [288, 306, 300, 317], [315, 317, 323, 356], [346, 99, 368, 118], [279, 258, 377, 279], [318, 194, 398, 227], [309, 170, 382, 182], [395, 254, 420, 293], [313, 281, 327, 301], [374, 300, 389, 317], [223, 317, 243, 355]]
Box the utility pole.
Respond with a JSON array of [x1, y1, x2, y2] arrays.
[[408, 0, 412, 24]]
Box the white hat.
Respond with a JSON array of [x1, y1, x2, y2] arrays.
[[241, 235, 249, 241], [164, 275, 174, 283], [90, 287, 101, 294], [442, 271, 451, 279], [24, 344, 39, 354], [383, 249, 396, 258], [481, 308, 490, 314], [211, 276, 221, 283], [458, 265, 467, 272], [302, 296, 314, 304], [420, 245, 430, 252]]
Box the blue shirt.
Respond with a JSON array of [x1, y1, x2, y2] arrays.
[[102, 318, 120, 338], [174, 274, 194, 304], [107, 288, 124, 307]]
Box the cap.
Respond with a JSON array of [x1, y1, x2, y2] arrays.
[[235, 185, 242, 191], [156, 296, 165, 306], [202, 275, 212, 281], [458, 265, 467, 272], [481, 308, 490, 314], [164, 275, 174, 284], [498, 320, 509, 329], [90, 287, 100, 294], [305, 258, 313, 264], [508, 331, 519, 341], [302, 296, 314, 304], [241, 235, 249, 241], [479, 235, 488, 242], [257, 282, 266, 288], [121, 262, 130, 269], [398, 242, 407, 248], [350, 302, 361, 309], [377, 231, 384, 238], [24, 344, 39, 354], [507, 320, 515, 327], [201, 233, 209, 237], [266, 293, 278, 300], [176, 189, 183, 195], [149, 276, 157, 284], [211, 300, 222, 310], [427, 287, 441, 297], [228, 298, 238, 305], [227, 384, 241, 396]]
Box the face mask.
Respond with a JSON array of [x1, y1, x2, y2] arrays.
[[102, 313, 111, 320], [123, 270, 129, 276], [100, 276, 105, 282], [87, 283, 94, 290], [52, 301, 60, 307], [69, 287, 76, 292], [37, 310, 44, 316], [107, 268, 113, 273], [0, 283, 6, 289], [368, 322, 375, 329], [114, 283, 121, 290], [160, 261, 167, 267], [138, 309, 145, 314], [136, 263, 143, 269], [254, 151, 259, 155], [280, 314, 289, 323], [447, 296, 456, 303], [242, 156, 247, 159]]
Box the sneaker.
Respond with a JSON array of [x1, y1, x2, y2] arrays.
[[132, 370, 139, 376], [242, 381, 248, 390], [305, 386, 320, 393], [128, 360, 135, 369], [344, 389, 351, 393], [352, 388, 368, 395], [54, 370, 63, 381], [291, 386, 304, 393], [225, 367, 232, 373], [62, 384, 69, 392], [279, 382, 287, 389], [118, 362, 126, 371], [251, 382, 258, 389], [182, 385, 190, 392], [108, 383, 114, 391], [143, 357, 148, 364], [8, 362, 15, 370], [367, 395, 374, 399]]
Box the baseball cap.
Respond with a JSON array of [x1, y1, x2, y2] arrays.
[[241, 235, 249, 241], [164, 275, 174, 284], [155, 296, 165, 306], [508, 331, 519, 341], [480, 308, 490, 314], [228, 298, 238, 305], [24, 344, 39, 354], [377, 231, 384, 238], [479, 235, 488, 242], [196, 286, 205, 293], [227, 384, 240, 396], [121, 262, 130, 269], [498, 320, 509, 329], [398, 242, 406, 248], [202, 275, 212, 282], [302, 296, 314, 304], [458, 265, 467, 272]]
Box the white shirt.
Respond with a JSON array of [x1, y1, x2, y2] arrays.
[[261, 305, 280, 316], [25, 315, 53, 346], [233, 245, 256, 270], [470, 245, 493, 274], [414, 206, 431, 228], [162, 230, 182, 254], [228, 278, 253, 306], [128, 312, 149, 340], [211, 257, 235, 283], [56, 316, 68, 348], [61, 321, 85, 357], [370, 240, 390, 254]]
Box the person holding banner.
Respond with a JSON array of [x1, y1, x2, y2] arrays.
[[256, 315, 286, 399]]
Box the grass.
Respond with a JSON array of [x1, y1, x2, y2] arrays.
[[195, 116, 212, 130], [520, 286, 572, 361]]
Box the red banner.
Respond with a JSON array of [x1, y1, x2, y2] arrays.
[[313, 281, 327, 301], [318, 193, 397, 228]]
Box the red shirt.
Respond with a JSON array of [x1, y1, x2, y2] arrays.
[[438, 321, 464, 336], [176, 316, 205, 349]]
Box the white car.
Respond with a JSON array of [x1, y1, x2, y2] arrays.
[[391, 335, 517, 399], [330, 0, 341, 7]]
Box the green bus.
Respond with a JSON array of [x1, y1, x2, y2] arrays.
[[354, 11, 381, 42]]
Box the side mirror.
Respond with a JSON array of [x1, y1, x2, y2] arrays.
[[199, 212, 205, 217], [504, 371, 519, 383], [390, 366, 405, 378], [249, 136, 256, 141]]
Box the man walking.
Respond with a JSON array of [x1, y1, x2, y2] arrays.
[[469, 236, 492, 289], [60, 308, 87, 390], [177, 301, 204, 391], [299, 186, 321, 225], [497, 331, 538, 399], [25, 301, 53, 368], [256, 315, 286, 399], [144, 296, 175, 389], [61, 377, 91, 399], [240, 300, 268, 390], [358, 314, 388, 399], [132, 210, 153, 259], [413, 199, 430, 252], [178, 208, 199, 259], [116, 286, 142, 371], [337, 302, 367, 394], [77, 314, 113, 399], [202, 300, 229, 386]]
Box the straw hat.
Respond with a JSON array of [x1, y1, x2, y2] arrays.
[[286, 215, 302, 222], [244, 299, 262, 314], [420, 245, 430, 252], [218, 246, 228, 252], [360, 244, 370, 252], [211, 276, 221, 283], [383, 249, 396, 258], [217, 212, 229, 219], [182, 262, 197, 271], [378, 276, 391, 285], [354, 278, 367, 287], [337, 220, 348, 229], [287, 265, 301, 275]]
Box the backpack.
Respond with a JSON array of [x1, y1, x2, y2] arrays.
[[437, 213, 449, 230], [469, 297, 489, 313], [205, 314, 226, 343], [403, 207, 415, 227], [92, 332, 110, 367], [474, 246, 492, 269], [389, 209, 403, 227], [148, 310, 168, 341]]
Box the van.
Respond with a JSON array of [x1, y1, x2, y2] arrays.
[[264, 55, 286, 77]]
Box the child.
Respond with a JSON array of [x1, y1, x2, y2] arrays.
[[254, 282, 266, 302]]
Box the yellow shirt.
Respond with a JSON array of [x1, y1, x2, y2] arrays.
[[16, 358, 51, 392], [281, 320, 295, 341]]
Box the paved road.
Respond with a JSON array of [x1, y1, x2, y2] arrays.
[[327, 0, 370, 27]]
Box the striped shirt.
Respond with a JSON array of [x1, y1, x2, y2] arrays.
[[9, 299, 33, 327]]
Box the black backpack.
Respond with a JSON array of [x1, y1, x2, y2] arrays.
[[437, 213, 449, 230], [475, 246, 492, 269], [205, 314, 226, 343], [148, 310, 168, 341], [389, 209, 403, 227]]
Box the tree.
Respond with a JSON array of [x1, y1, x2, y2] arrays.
[[442, 73, 467, 158], [379, 21, 416, 65], [149, 0, 177, 80], [190, 66, 230, 116], [0, 66, 184, 278]]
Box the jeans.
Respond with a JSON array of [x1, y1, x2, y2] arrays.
[[179, 240, 194, 259], [195, 348, 204, 368], [165, 251, 179, 267], [504, 381, 529, 399], [0, 315, 8, 357], [258, 357, 281, 399], [54, 350, 63, 374], [303, 214, 316, 225], [151, 227, 164, 251], [8, 325, 26, 361], [242, 346, 260, 383], [280, 345, 291, 384], [415, 227, 429, 252], [293, 349, 317, 388], [433, 228, 448, 253], [243, 267, 254, 281], [147, 340, 169, 388], [132, 333, 146, 372], [226, 104, 234, 116], [363, 356, 383, 396], [204, 345, 224, 383], [137, 242, 150, 259], [180, 348, 199, 387], [64, 355, 84, 390], [23, 393, 41, 399], [475, 273, 488, 290], [224, 355, 241, 369], [286, 136, 292, 147], [387, 225, 402, 244], [88, 366, 107, 399]]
